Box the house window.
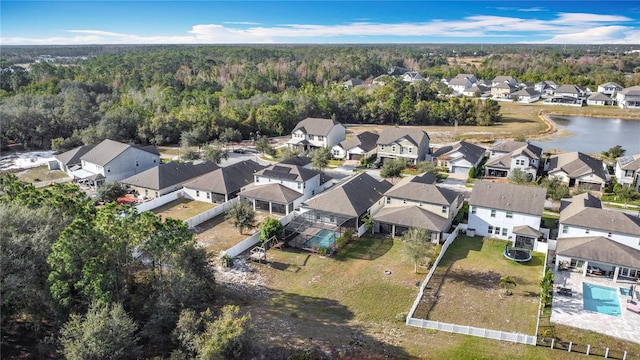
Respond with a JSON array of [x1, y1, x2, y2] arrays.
[[316, 215, 321, 220], [153, 159, 157, 163], [470, 206, 476, 214], [317, 135, 324, 141], [107, 168, 111, 173], [419, 202, 423, 207], [490, 209, 496, 217], [502, 228, 508, 236], [488, 225, 493, 233], [562, 225, 568, 234], [155, 192, 158, 198], [392, 145, 397, 152], [506, 211, 513, 218], [145, 189, 148, 196], [206, 192, 210, 199], [297, 182, 301, 189], [607, 232, 612, 237], [196, 190, 200, 197], [386, 197, 391, 205], [441, 205, 447, 214], [495, 227, 500, 234], [409, 147, 413, 153]]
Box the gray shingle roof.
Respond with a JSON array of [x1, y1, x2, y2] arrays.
[[377, 128, 429, 146], [560, 193, 640, 236], [120, 161, 219, 190], [547, 152, 607, 181], [555, 84, 582, 94], [182, 160, 264, 194], [484, 153, 511, 169], [512, 88, 540, 97], [339, 131, 379, 153], [430, 141, 486, 164], [374, 205, 449, 232], [302, 173, 392, 217], [55, 144, 96, 166], [255, 163, 318, 182], [512, 225, 541, 237], [293, 118, 343, 136], [469, 180, 546, 216], [278, 155, 311, 167], [238, 183, 302, 203], [587, 92, 613, 101], [556, 236, 640, 269], [620, 85, 640, 96], [491, 140, 528, 153], [80, 139, 158, 166], [617, 155, 640, 171], [386, 179, 460, 206]]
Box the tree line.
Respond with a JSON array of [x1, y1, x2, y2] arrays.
[[1, 45, 638, 150]]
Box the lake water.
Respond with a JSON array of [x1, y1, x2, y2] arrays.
[[531, 115, 640, 154]]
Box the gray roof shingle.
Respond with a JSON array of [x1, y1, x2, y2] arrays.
[[339, 131, 379, 153], [431, 141, 486, 165], [182, 160, 264, 194], [377, 128, 429, 146], [374, 205, 449, 232], [293, 118, 343, 136], [469, 180, 546, 216], [80, 139, 159, 166], [55, 144, 96, 166], [556, 236, 640, 269], [547, 152, 608, 181]]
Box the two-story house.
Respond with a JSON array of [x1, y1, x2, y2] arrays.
[[447, 74, 477, 95], [491, 76, 517, 88], [550, 84, 584, 105], [553, 193, 640, 282], [545, 152, 609, 191], [429, 140, 486, 175], [287, 118, 346, 152], [376, 128, 430, 165], [615, 155, 640, 191], [238, 163, 330, 215], [597, 82, 624, 96], [616, 86, 640, 109], [54, 144, 96, 173], [299, 172, 392, 237], [183, 160, 265, 203], [120, 161, 219, 200], [534, 80, 558, 95], [70, 139, 160, 187], [374, 173, 463, 243], [331, 131, 379, 161], [491, 83, 516, 99], [485, 141, 542, 180], [468, 180, 548, 252]]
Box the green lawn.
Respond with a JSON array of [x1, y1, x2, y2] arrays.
[[541, 212, 559, 229], [414, 236, 544, 334]]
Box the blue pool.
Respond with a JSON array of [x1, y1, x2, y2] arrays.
[[583, 283, 621, 317], [303, 229, 337, 249]]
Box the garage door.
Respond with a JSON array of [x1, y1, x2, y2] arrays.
[[349, 154, 362, 161], [452, 166, 469, 174]]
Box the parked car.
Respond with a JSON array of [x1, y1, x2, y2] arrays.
[[233, 148, 246, 154]]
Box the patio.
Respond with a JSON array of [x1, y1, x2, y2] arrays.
[[551, 269, 640, 344]]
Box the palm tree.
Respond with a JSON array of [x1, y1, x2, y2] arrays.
[[500, 276, 517, 295]]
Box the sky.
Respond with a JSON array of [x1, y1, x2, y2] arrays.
[[1, 1, 640, 45]]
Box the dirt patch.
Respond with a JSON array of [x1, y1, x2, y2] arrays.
[[152, 198, 216, 220], [193, 210, 272, 256]]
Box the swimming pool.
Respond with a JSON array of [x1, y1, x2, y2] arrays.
[[583, 283, 621, 317], [620, 287, 631, 296], [303, 229, 337, 249]]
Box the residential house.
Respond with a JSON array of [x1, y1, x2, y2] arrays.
[[120, 161, 219, 199], [616, 86, 640, 109], [343, 78, 363, 89], [534, 80, 558, 95], [238, 163, 330, 215], [54, 144, 96, 173], [300, 172, 392, 236], [586, 92, 615, 106], [554, 84, 584, 100], [429, 140, 486, 175], [597, 82, 623, 96], [615, 155, 640, 191], [287, 118, 346, 152], [447, 74, 476, 95], [376, 127, 430, 165], [512, 88, 541, 103], [461, 83, 489, 97], [388, 66, 409, 76], [468, 180, 548, 252], [402, 71, 423, 83], [485, 141, 542, 180], [278, 155, 312, 169], [553, 193, 640, 282], [491, 83, 516, 99], [491, 76, 517, 87], [71, 139, 160, 187], [374, 173, 463, 243], [182, 160, 264, 203], [545, 152, 609, 191], [331, 131, 379, 161]]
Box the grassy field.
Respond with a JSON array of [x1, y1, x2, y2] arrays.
[[13, 165, 69, 183], [413, 236, 544, 334], [226, 236, 592, 359], [151, 198, 216, 220]]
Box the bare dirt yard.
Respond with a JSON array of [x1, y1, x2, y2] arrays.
[[151, 198, 216, 221]]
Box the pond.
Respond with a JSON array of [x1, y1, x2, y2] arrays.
[[531, 115, 640, 154]]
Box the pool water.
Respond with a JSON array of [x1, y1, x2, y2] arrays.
[[303, 229, 337, 249], [620, 287, 631, 296], [583, 283, 621, 317]]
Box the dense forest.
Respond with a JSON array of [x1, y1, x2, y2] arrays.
[[1, 45, 639, 150]]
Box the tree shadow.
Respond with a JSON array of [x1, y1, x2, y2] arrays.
[[217, 282, 412, 359], [445, 268, 502, 290]]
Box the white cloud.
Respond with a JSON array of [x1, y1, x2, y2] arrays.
[[1, 11, 636, 45]]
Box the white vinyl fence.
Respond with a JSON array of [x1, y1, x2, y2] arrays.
[[136, 190, 183, 213], [185, 197, 239, 229], [221, 211, 296, 258], [405, 224, 537, 346]]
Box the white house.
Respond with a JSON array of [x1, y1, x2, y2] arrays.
[[597, 82, 624, 96], [331, 131, 379, 161], [468, 180, 547, 252], [534, 80, 558, 95], [554, 84, 584, 100], [429, 140, 486, 175], [615, 154, 640, 191], [616, 86, 640, 109], [491, 76, 517, 87], [485, 141, 542, 180], [68, 139, 160, 187], [553, 193, 640, 282], [287, 118, 346, 152], [586, 92, 615, 106], [447, 74, 477, 95], [512, 88, 541, 103]]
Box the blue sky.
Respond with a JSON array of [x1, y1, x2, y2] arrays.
[[2, 1, 639, 45]]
